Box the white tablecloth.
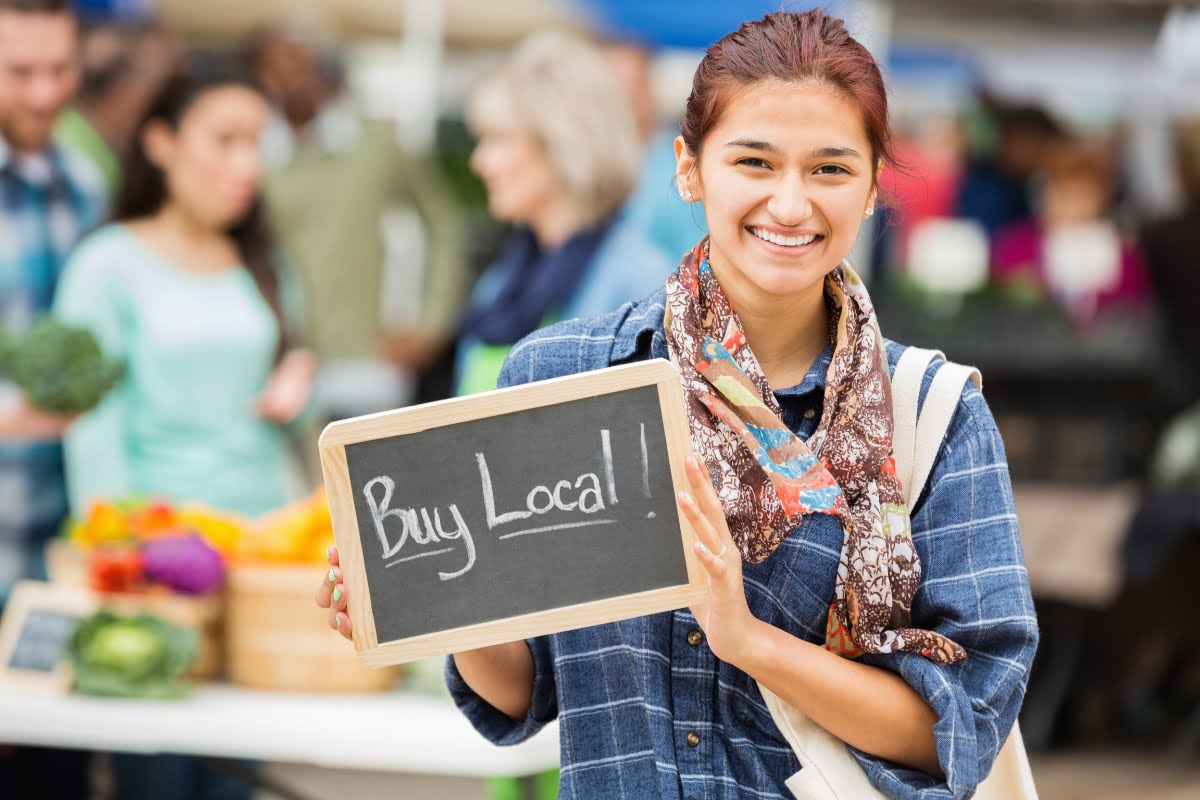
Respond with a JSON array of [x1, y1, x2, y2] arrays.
[[0, 683, 559, 777]]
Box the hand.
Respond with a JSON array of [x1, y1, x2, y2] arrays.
[[257, 348, 316, 424], [0, 394, 76, 441], [315, 544, 352, 641], [676, 452, 758, 667], [378, 327, 447, 374]]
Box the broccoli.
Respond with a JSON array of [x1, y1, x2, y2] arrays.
[[0, 318, 124, 413]]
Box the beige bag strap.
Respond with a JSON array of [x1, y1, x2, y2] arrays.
[[759, 348, 1036, 799]]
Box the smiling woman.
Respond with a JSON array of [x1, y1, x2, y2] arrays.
[[318, 10, 1038, 799]]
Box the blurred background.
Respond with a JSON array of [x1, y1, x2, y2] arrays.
[[2, 0, 1200, 798]]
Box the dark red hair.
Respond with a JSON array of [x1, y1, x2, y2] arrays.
[[681, 10, 894, 180]]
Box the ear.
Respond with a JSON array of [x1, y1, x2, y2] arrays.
[[140, 119, 173, 170], [674, 135, 699, 201]]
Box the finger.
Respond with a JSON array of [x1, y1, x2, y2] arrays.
[[692, 538, 731, 582], [685, 453, 725, 523], [329, 608, 353, 640], [327, 545, 341, 567], [677, 489, 721, 556], [686, 453, 738, 554], [330, 583, 347, 613], [315, 564, 340, 609]]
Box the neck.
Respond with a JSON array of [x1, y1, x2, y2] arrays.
[[529, 197, 588, 251], [148, 201, 224, 245], [711, 262, 831, 389]]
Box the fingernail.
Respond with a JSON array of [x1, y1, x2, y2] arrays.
[[326, 545, 335, 564], [689, 454, 699, 469], [333, 586, 342, 603], [698, 541, 709, 555], [328, 568, 337, 583], [679, 491, 694, 506], [334, 612, 343, 627]]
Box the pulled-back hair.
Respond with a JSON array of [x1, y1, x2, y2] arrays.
[[681, 10, 894, 181], [466, 31, 640, 227], [0, 0, 71, 12], [112, 58, 284, 349]]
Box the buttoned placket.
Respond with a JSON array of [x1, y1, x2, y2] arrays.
[[671, 607, 715, 795]]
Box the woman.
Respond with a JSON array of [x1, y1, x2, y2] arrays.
[[453, 31, 671, 396], [54, 60, 314, 519], [320, 11, 1037, 798], [992, 140, 1151, 319]]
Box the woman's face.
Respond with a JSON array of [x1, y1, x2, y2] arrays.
[[469, 127, 560, 225], [149, 85, 269, 229], [677, 81, 877, 305]]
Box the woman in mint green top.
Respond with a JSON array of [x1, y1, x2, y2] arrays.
[[55, 62, 314, 519]]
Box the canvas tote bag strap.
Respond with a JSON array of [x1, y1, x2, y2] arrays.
[[759, 348, 1035, 800]]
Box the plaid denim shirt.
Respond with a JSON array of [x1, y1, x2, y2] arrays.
[[0, 136, 103, 596], [447, 291, 1039, 799]]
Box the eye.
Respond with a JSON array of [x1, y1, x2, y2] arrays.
[[735, 157, 771, 169], [815, 164, 851, 176]]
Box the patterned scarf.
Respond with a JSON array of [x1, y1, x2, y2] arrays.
[[664, 239, 966, 665]]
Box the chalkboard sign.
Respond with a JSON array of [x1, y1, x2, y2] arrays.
[[0, 581, 96, 688], [319, 359, 705, 665]]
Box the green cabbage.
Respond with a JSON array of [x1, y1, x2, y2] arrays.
[[70, 610, 197, 698]]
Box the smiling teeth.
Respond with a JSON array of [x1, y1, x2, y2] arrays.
[[750, 227, 817, 247]]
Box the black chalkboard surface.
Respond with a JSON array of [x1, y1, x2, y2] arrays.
[[320, 359, 705, 665], [8, 609, 79, 672], [0, 581, 95, 688]]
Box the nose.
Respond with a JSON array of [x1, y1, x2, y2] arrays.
[[766, 171, 813, 226]]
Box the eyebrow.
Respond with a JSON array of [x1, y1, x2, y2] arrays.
[[723, 139, 866, 161]]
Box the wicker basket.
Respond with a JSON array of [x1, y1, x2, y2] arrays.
[[225, 564, 400, 693]]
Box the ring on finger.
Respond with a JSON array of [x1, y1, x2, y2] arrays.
[[715, 544, 728, 558]]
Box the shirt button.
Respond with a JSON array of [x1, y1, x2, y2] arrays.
[[687, 630, 704, 646], [686, 731, 701, 747], [804, 408, 817, 420]]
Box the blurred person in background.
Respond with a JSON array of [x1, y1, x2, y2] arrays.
[[0, 1, 103, 794], [54, 22, 175, 196], [456, 31, 670, 397], [957, 102, 1062, 237], [605, 38, 708, 265], [250, 26, 468, 416], [53, 56, 310, 800], [991, 139, 1151, 318], [1142, 118, 1200, 396], [0, 0, 103, 568], [56, 58, 313, 524]]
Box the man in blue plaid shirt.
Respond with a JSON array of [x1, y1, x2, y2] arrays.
[[0, 0, 103, 603]]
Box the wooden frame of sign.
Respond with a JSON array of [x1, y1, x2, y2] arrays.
[[0, 581, 96, 689], [319, 358, 706, 666]]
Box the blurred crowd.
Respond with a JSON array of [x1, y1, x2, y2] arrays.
[[1, 0, 1200, 797]]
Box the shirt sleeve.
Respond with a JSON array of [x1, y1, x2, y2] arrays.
[[851, 384, 1040, 799], [52, 244, 133, 515], [443, 635, 559, 746]]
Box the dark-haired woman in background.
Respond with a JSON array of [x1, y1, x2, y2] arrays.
[[54, 61, 313, 520]]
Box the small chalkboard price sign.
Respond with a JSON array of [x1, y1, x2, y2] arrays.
[[319, 359, 706, 665], [0, 581, 96, 689]]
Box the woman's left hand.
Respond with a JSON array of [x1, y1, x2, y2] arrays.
[[677, 452, 758, 667], [257, 348, 317, 424]]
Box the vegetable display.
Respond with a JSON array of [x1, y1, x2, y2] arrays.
[[70, 610, 197, 698], [0, 318, 124, 413]]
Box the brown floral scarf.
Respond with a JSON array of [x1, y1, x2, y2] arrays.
[[664, 239, 966, 665]]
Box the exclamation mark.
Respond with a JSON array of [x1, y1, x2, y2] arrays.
[[640, 423, 656, 518]]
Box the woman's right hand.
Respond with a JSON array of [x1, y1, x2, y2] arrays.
[[315, 545, 352, 641]]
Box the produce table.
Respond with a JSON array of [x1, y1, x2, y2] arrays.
[[0, 682, 559, 779]]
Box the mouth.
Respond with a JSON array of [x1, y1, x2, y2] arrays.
[[747, 226, 823, 249]]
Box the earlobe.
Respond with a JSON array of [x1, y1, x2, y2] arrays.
[[141, 121, 171, 170], [674, 135, 699, 202]]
